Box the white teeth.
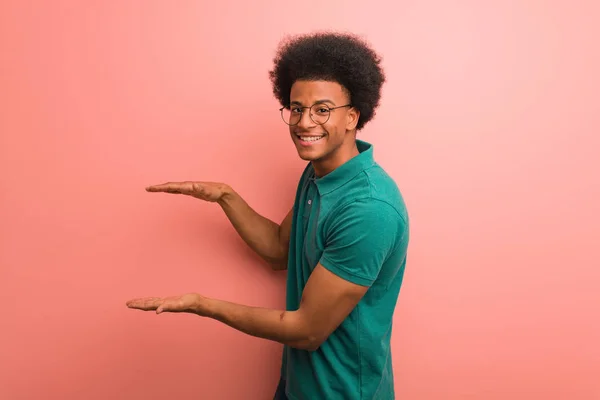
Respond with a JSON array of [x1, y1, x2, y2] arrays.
[[300, 136, 324, 142]]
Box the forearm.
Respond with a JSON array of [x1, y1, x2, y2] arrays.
[[196, 297, 316, 350], [217, 187, 287, 265]]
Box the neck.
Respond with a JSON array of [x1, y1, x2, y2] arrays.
[[312, 136, 359, 178]]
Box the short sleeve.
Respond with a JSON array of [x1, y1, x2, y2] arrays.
[[319, 199, 404, 287]]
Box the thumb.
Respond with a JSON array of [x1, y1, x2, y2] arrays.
[[156, 301, 169, 314], [191, 182, 205, 193], [156, 299, 178, 314]]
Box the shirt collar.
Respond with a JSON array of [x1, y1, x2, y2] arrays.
[[314, 139, 375, 195]]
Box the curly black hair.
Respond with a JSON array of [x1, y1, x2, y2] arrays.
[[269, 31, 386, 131]]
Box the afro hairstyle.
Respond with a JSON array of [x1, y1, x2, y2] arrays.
[[269, 31, 385, 131]]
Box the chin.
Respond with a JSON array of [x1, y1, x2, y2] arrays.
[[296, 149, 321, 161], [298, 147, 335, 164]]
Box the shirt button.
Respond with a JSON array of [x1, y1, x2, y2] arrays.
[[308, 199, 312, 205]]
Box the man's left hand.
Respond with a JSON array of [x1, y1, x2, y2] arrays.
[[126, 293, 204, 314]]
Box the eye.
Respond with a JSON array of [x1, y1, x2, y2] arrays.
[[291, 107, 302, 113], [315, 107, 329, 115]]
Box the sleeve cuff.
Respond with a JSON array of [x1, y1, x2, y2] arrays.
[[319, 256, 374, 287]]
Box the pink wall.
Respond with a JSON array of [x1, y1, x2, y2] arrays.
[[1, 1, 598, 399]]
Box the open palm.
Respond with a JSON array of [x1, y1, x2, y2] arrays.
[[126, 293, 203, 314], [146, 181, 229, 202]]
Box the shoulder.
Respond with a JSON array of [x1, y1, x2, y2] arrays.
[[324, 195, 407, 248], [339, 162, 408, 223], [364, 164, 408, 217], [324, 162, 409, 239], [330, 196, 405, 228]]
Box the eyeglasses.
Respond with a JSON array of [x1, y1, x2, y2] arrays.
[[279, 103, 352, 126]]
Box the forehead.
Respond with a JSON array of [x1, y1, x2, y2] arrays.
[[290, 80, 348, 104]]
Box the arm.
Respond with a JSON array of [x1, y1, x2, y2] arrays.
[[198, 200, 403, 350], [127, 263, 367, 351], [198, 263, 367, 351], [127, 200, 405, 350], [218, 187, 293, 270]]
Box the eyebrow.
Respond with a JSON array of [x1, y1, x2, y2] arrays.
[[290, 99, 336, 106]]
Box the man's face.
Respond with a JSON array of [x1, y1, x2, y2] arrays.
[[288, 80, 358, 163]]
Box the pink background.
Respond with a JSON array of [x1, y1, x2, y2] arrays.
[[1, 1, 598, 399]]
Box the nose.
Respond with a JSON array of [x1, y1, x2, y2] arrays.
[[297, 109, 317, 130]]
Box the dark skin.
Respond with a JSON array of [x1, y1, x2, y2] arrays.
[[289, 80, 360, 176], [126, 80, 367, 351]]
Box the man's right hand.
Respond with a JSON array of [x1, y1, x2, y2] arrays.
[[146, 181, 231, 203]]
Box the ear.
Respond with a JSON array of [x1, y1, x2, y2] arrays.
[[346, 107, 360, 131]]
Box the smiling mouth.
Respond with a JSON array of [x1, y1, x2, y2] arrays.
[[296, 134, 326, 143]]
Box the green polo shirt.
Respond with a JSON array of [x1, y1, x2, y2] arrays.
[[281, 139, 410, 400]]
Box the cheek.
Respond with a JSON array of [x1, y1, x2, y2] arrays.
[[324, 119, 344, 138]]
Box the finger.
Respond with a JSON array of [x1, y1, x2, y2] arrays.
[[145, 183, 178, 193], [145, 182, 190, 194], [126, 297, 162, 310]]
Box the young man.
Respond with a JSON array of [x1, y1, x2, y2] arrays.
[[127, 32, 410, 399]]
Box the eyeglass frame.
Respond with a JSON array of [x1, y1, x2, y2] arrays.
[[279, 103, 353, 126]]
